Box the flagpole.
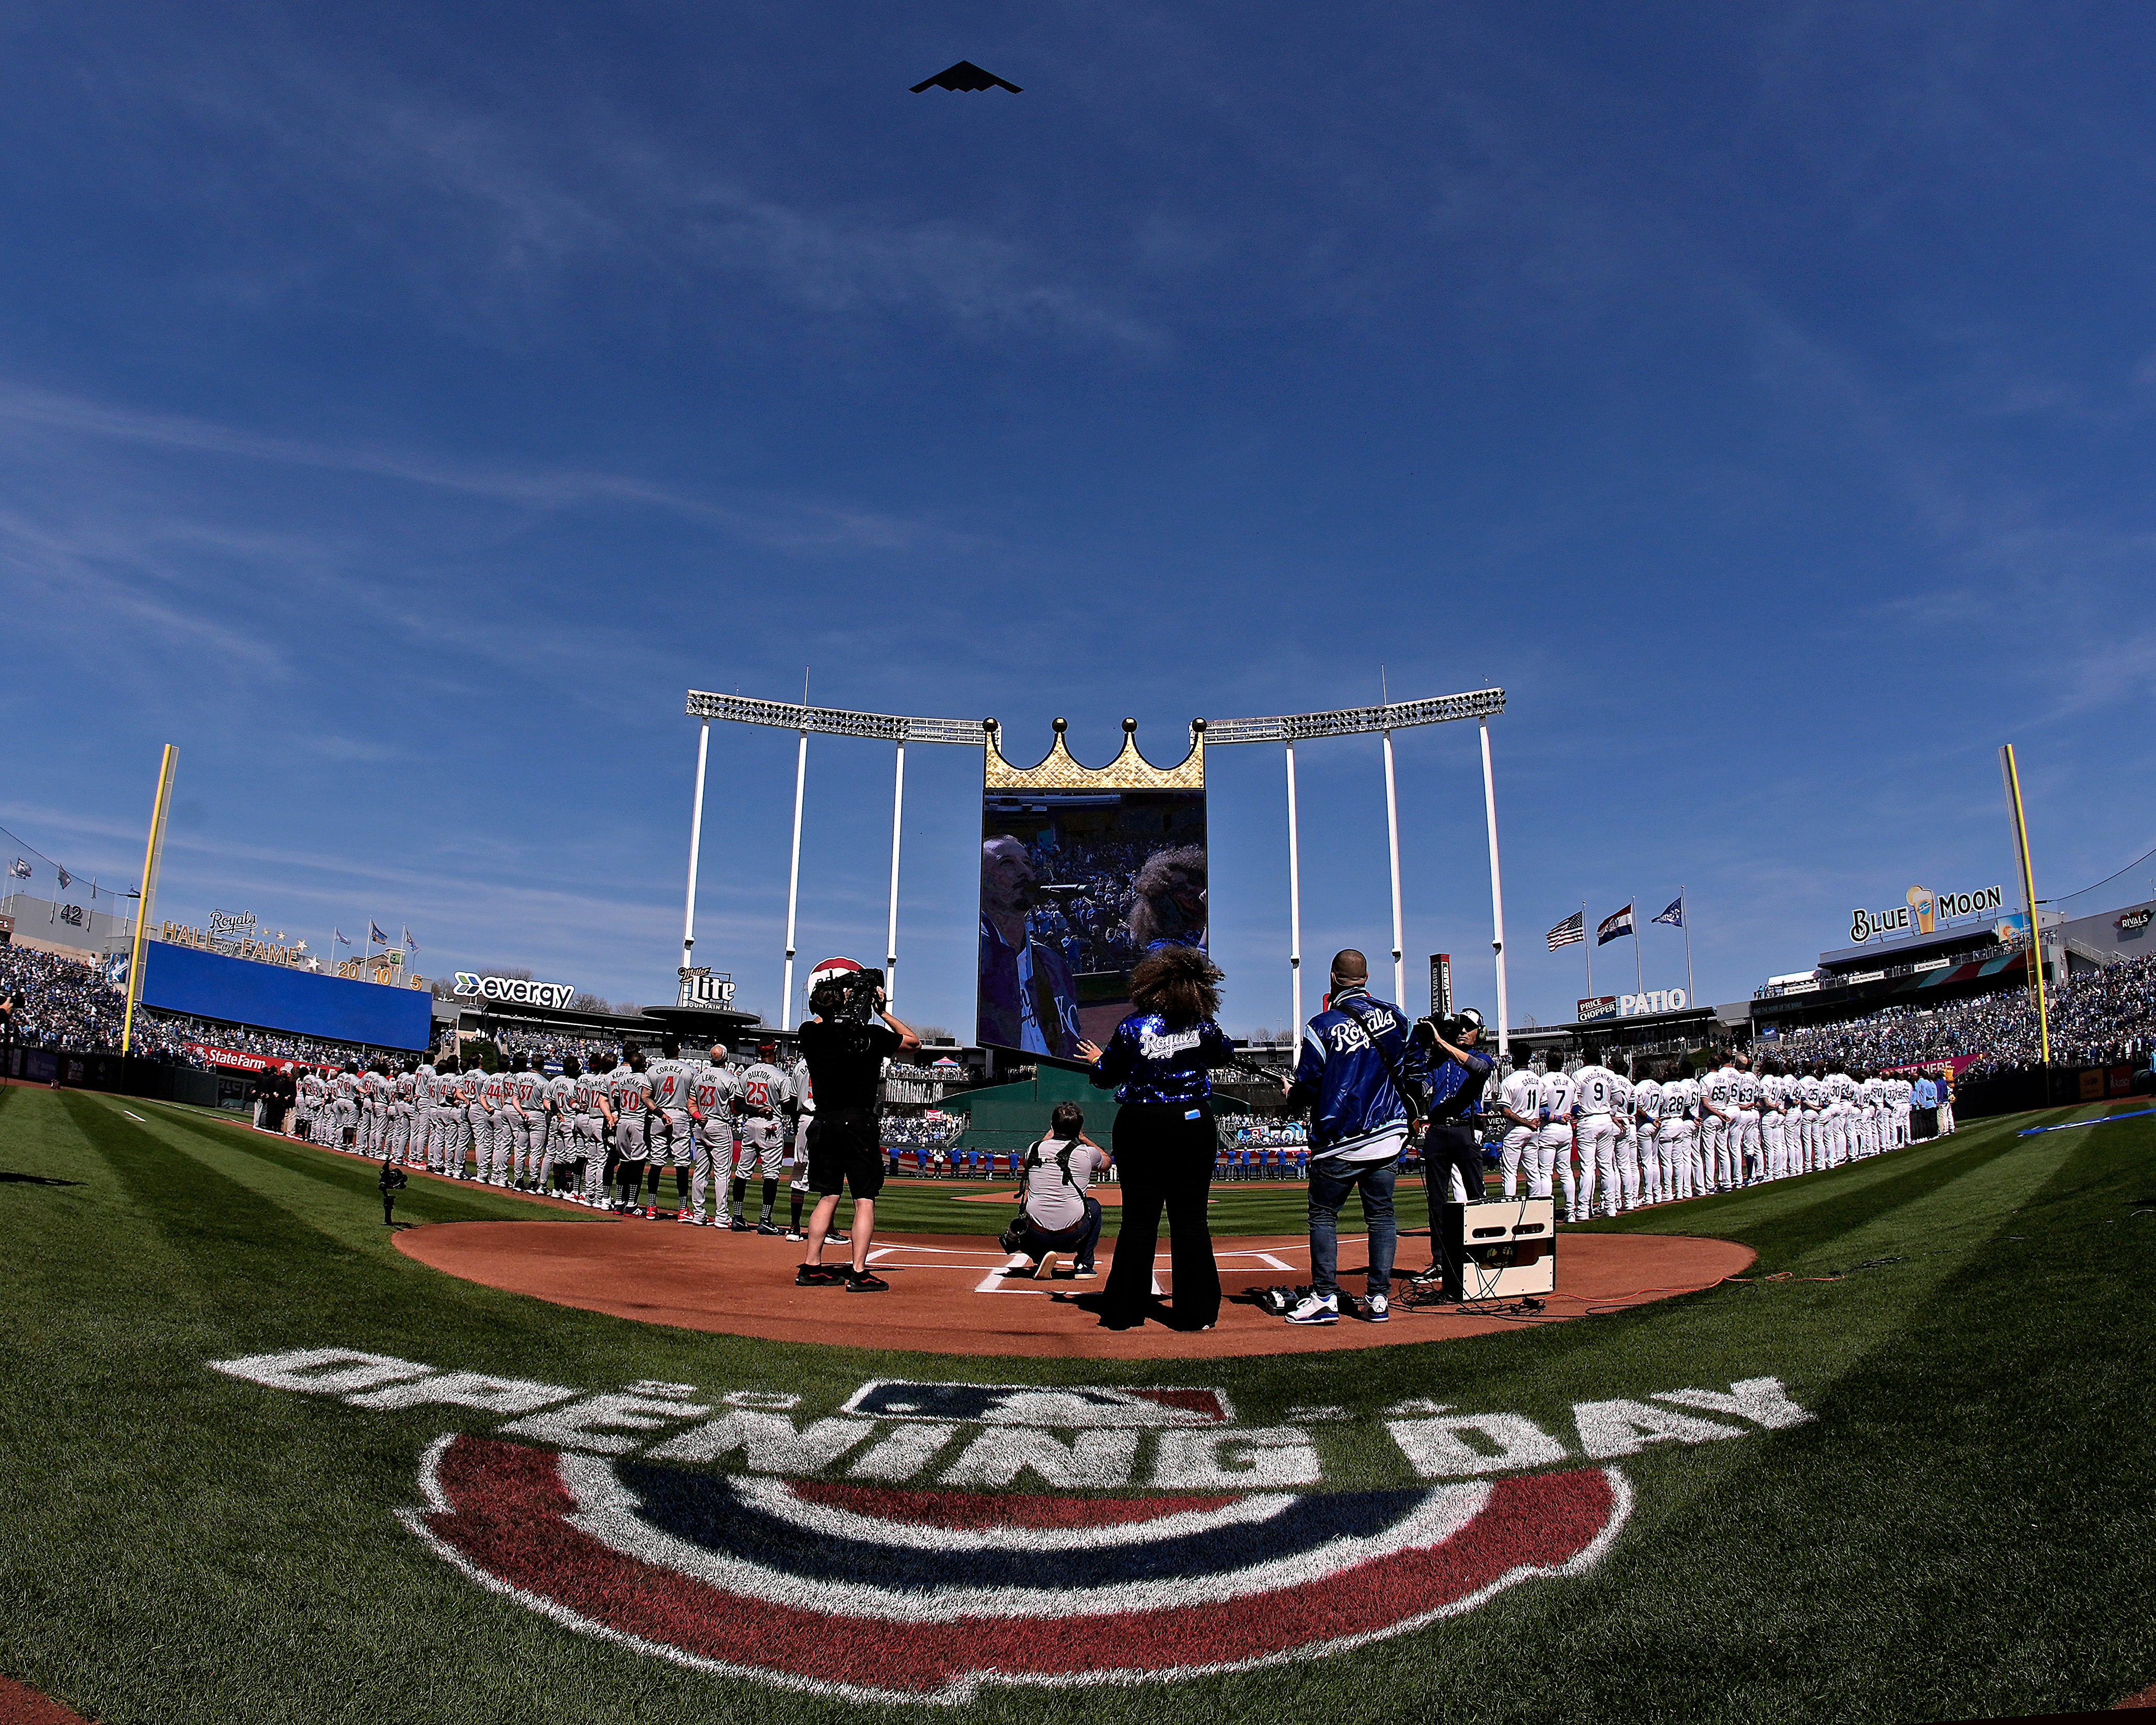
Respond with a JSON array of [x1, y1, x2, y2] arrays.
[[1583, 901, 1592, 999], [1632, 899, 1644, 1000], [1681, 887, 1694, 1006]]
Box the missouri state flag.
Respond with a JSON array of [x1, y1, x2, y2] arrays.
[[1597, 904, 1634, 945]]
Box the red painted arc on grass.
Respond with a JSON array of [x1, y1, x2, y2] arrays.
[[407, 1435, 1630, 1701]]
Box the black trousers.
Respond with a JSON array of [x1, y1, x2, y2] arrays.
[[1423, 1122, 1487, 1242], [1103, 1102, 1220, 1328]]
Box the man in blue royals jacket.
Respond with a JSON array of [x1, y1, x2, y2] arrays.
[[1278, 950, 1430, 1326]]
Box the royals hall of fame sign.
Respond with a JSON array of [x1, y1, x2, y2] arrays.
[[210, 1347, 1814, 1704]]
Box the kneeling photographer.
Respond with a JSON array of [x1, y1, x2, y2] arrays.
[[795, 964, 920, 1293], [998, 1102, 1109, 1280]]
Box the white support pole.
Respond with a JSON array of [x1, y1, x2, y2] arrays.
[[884, 738, 906, 1013], [1286, 740, 1304, 1032], [1478, 716, 1510, 1063], [679, 718, 710, 980], [780, 728, 808, 1032], [1383, 726, 1404, 1008]]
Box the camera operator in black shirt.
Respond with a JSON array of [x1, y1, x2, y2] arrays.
[[794, 966, 920, 1292], [1409, 1007, 1496, 1290]]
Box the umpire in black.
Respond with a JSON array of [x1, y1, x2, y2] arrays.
[[1410, 1007, 1496, 1289]]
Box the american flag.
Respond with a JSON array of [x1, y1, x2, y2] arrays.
[[1547, 911, 1585, 950]]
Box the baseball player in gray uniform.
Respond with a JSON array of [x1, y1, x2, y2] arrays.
[[644, 1040, 699, 1215], [730, 1045, 790, 1233], [683, 1045, 737, 1225]]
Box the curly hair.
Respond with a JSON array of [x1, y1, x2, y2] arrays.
[[1129, 944, 1223, 1027]]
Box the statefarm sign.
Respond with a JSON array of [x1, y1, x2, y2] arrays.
[[183, 1041, 314, 1075], [210, 1345, 1814, 1703], [453, 972, 577, 1010]]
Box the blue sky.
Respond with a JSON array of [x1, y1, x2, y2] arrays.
[[3, 1, 2152, 1037]]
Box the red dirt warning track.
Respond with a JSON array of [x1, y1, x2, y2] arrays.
[[397, 1219, 1753, 1360]]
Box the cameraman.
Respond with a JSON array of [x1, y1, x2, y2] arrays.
[[796, 969, 920, 1292], [1409, 1008, 1497, 1291]]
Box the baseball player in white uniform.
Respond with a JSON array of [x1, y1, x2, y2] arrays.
[[1890, 1072, 1913, 1147], [1698, 1058, 1736, 1191], [1493, 1060, 1542, 1201], [1658, 1065, 1700, 1199], [1570, 1049, 1621, 1220], [1730, 1054, 1762, 1186], [1632, 1067, 1665, 1204], [1758, 1059, 1788, 1180], [1534, 1060, 1580, 1220], [1611, 1059, 1640, 1211]]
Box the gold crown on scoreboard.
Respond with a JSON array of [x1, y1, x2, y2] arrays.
[[982, 716, 1205, 792]]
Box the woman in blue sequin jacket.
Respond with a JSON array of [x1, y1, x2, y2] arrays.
[[1078, 946, 1232, 1331]]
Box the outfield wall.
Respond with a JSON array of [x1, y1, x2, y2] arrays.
[[137, 941, 433, 1051]]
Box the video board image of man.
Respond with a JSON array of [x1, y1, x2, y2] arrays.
[[977, 789, 1207, 1056]]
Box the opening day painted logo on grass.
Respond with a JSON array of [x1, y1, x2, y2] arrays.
[[210, 1347, 1813, 1704]]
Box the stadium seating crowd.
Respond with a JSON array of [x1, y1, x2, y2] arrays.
[[1768, 953, 2156, 1078]]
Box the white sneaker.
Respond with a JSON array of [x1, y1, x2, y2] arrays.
[[1364, 1293, 1390, 1322], [1285, 1292, 1339, 1325]]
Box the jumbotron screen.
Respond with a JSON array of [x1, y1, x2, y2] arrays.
[[977, 788, 1206, 1059]]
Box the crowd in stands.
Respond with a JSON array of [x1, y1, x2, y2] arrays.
[[1019, 834, 1184, 976], [490, 1026, 626, 1070], [0, 947, 135, 1052], [882, 1115, 964, 1149], [1770, 952, 2156, 1079]]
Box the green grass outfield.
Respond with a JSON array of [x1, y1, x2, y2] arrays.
[[0, 1084, 2150, 1722]]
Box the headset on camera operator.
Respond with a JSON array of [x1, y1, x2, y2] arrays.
[[794, 965, 920, 1292], [1410, 1006, 1496, 1292]]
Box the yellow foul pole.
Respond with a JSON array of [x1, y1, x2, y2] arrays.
[[1997, 743, 2049, 1068], [120, 745, 179, 1056]]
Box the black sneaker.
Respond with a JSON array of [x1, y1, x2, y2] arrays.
[[844, 1270, 889, 1292], [756, 1221, 784, 1236], [795, 1263, 843, 1286], [827, 1228, 851, 1245], [729, 1216, 753, 1232]]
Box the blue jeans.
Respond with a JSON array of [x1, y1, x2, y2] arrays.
[[1019, 1195, 1103, 1271], [1307, 1156, 1398, 1297]]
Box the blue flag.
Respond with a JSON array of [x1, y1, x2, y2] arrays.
[[335, 928, 351, 947], [370, 922, 388, 945], [1651, 895, 1685, 929], [403, 926, 419, 953]]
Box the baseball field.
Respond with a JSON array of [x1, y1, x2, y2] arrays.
[[1, 1081, 2149, 1723]]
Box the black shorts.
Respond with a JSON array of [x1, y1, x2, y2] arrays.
[[807, 1110, 885, 1200]]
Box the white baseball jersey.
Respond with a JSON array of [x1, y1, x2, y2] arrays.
[[1633, 1077, 1664, 1126], [1497, 1068, 1540, 1125], [788, 1063, 814, 1117], [1796, 1073, 1825, 1111], [1535, 1069, 1579, 1124], [1733, 1068, 1760, 1109], [1572, 1064, 1619, 1117], [1660, 1078, 1698, 1122]]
